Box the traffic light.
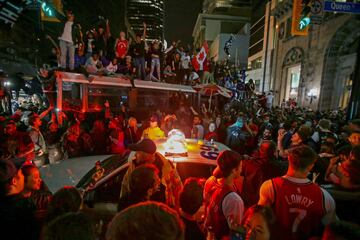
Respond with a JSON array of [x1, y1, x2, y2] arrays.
[[41, 0, 63, 22], [291, 0, 312, 36], [41, 1, 55, 17], [299, 0, 312, 30]]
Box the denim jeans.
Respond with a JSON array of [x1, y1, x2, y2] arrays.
[[134, 57, 146, 80], [60, 40, 75, 70], [151, 58, 160, 68], [150, 58, 161, 81]]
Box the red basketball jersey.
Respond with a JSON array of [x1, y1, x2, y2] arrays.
[[116, 39, 128, 58], [271, 177, 326, 240], [206, 185, 233, 240]]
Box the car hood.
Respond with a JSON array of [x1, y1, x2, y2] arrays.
[[40, 155, 112, 193]]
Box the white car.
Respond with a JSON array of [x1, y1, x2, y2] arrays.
[[40, 138, 229, 220]]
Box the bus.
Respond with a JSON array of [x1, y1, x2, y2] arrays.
[[55, 71, 199, 117]]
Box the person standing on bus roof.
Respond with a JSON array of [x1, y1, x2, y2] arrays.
[[131, 22, 147, 80]]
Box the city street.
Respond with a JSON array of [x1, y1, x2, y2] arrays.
[[0, 1, 360, 240]]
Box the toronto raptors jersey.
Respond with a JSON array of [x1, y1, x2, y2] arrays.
[[271, 177, 326, 240], [206, 185, 233, 239]]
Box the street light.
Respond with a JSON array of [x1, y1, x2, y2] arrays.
[[307, 88, 318, 104]]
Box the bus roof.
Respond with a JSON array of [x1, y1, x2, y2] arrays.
[[56, 71, 197, 93]]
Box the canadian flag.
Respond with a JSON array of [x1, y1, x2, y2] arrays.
[[192, 41, 209, 72]]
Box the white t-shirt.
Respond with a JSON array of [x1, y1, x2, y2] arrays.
[[181, 55, 190, 69], [106, 62, 118, 73], [87, 39, 94, 53], [258, 175, 337, 225], [222, 192, 244, 229], [60, 21, 73, 43], [266, 94, 274, 104], [189, 72, 199, 81]]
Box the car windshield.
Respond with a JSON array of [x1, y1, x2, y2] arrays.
[[76, 152, 130, 190]]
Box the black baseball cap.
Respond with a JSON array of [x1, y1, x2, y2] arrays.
[[128, 139, 157, 154], [0, 158, 25, 183]]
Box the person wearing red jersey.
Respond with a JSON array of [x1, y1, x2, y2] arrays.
[[258, 145, 337, 240], [115, 31, 129, 61], [205, 150, 245, 240]]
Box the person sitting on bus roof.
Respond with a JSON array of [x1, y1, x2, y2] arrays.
[[105, 58, 118, 75], [85, 52, 104, 75], [141, 115, 165, 141]]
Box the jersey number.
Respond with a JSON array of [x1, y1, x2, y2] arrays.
[[200, 145, 219, 160], [289, 208, 307, 232]]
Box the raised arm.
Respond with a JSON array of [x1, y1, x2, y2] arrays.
[[105, 19, 111, 38], [142, 22, 147, 40]]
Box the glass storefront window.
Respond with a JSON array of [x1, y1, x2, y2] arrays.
[[286, 65, 301, 100], [290, 72, 300, 95], [250, 57, 262, 70]]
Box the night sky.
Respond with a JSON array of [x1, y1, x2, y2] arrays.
[[165, 0, 203, 45]]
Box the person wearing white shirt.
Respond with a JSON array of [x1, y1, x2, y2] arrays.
[[266, 91, 274, 110], [106, 58, 118, 75], [180, 52, 191, 84], [59, 11, 81, 71], [85, 53, 103, 74]]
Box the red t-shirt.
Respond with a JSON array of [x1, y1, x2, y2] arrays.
[[204, 131, 218, 141], [271, 177, 326, 240], [116, 39, 128, 59]]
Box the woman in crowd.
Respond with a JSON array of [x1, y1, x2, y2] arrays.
[[21, 164, 52, 224], [241, 205, 275, 240], [204, 122, 218, 142]]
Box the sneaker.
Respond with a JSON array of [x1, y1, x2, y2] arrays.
[[151, 76, 159, 82]]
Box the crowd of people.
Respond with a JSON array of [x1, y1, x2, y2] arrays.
[[1, 77, 360, 239], [1, 7, 360, 240], [49, 10, 256, 90]]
